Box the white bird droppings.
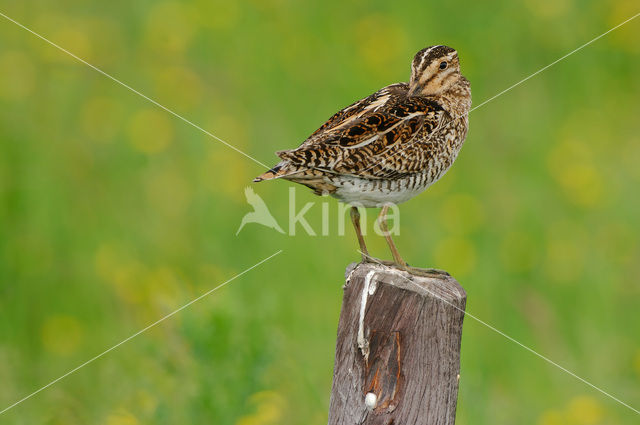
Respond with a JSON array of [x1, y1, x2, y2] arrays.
[[368, 279, 377, 295], [357, 271, 377, 360], [365, 392, 377, 410]]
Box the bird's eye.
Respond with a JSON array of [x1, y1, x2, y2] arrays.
[[439, 61, 448, 70]]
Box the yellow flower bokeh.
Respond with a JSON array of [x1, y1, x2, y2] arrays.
[[41, 315, 84, 356], [154, 67, 204, 111], [544, 235, 586, 283], [555, 163, 603, 208], [633, 349, 640, 377], [235, 391, 286, 425], [82, 96, 124, 143], [439, 193, 485, 235], [49, 27, 93, 63], [200, 114, 251, 202], [94, 244, 185, 324], [196, 0, 240, 30], [145, 2, 197, 55], [538, 409, 565, 425], [434, 237, 477, 277], [538, 396, 604, 425], [0, 50, 36, 100], [353, 15, 409, 79], [133, 390, 159, 416], [565, 396, 603, 425], [608, 0, 640, 53], [128, 109, 175, 154], [525, 0, 572, 19], [104, 410, 140, 425], [500, 230, 538, 273], [94, 244, 147, 304], [144, 162, 193, 220], [202, 148, 250, 202], [547, 139, 603, 208]]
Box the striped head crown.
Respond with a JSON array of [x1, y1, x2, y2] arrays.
[[409, 45, 462, 97]]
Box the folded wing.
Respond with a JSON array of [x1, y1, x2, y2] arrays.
[[278, 83, 445, 180]]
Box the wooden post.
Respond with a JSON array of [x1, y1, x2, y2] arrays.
[[328, 262, 467, 425]]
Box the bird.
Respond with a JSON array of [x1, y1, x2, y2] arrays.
[[254, 45, 471, 274], [236, 186, 285, 235]]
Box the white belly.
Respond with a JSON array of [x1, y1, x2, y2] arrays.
[[329, 175, 432, 208]]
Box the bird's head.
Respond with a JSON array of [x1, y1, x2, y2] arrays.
[[408, 45, 464, 97]]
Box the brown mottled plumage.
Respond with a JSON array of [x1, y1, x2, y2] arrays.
[[254, 45, 471, 271]]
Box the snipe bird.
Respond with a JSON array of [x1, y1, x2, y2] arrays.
[[254, 45, 471, 273]]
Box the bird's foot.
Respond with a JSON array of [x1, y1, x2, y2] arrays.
[[359, 255, 449, 278], [359, 254, 386, 265], [358, 256, 400, 267], [403, 266, 450, 278], [384, 260, 450, 278]]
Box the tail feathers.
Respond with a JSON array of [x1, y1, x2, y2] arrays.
[[253, 165, 282, 182], [275, 149, 291, 160], [254, 163, 312, 182], [253, 162, 292, 182], [253, 150, 302, 182]]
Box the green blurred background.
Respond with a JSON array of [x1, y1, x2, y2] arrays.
[[1, 0, 639, 424]]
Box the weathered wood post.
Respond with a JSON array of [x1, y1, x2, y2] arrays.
[[328, 262, 467, 425]]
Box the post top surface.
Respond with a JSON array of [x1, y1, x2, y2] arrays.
[[345, 262, 466, 303]]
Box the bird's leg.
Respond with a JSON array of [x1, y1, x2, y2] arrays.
[[350, 206, 370, 262], [377, 205, 408, 267], [378, 208, 450, 277], [378, 206, 449, 277]]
